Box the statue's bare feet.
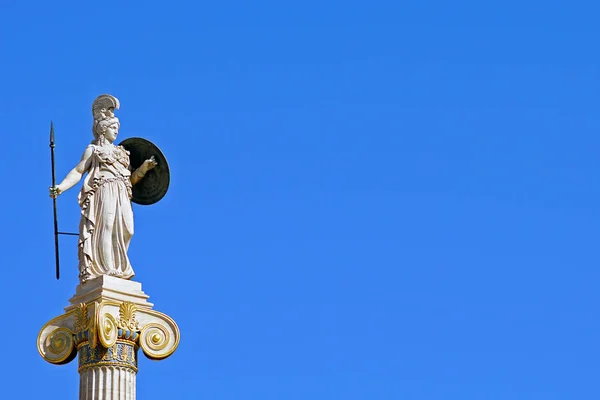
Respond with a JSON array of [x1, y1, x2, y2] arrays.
[[79, 269, 92, 284]]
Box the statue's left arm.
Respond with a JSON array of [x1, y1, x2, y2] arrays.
[[131, 156, 158, 186]]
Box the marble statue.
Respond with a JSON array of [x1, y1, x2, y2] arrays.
[[49, 94, 157, 283]]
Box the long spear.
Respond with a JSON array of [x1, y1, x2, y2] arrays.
[[50, 121, 60, 280], [49, 123, 79, 280]]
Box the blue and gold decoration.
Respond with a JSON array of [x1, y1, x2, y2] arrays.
[[39, 301, 142, 371], [38, 282, 180, 400], [74, 301, 141, 372], [78, 340, 138, 373], [38, 299, 180, 367]]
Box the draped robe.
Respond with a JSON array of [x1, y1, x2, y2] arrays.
[[77, 144, 134, 282]]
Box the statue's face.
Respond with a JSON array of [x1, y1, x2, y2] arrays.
[[104, 122, 119, 142]]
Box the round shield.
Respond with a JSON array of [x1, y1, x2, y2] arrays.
[[119, 137, 170, 205]]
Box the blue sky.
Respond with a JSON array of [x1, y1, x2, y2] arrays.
[[2, 1, 599, 399]]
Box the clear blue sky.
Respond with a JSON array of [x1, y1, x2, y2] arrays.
[[2, 1, 599, 399]]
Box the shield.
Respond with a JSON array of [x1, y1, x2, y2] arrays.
[[119, 137, 170, 205]]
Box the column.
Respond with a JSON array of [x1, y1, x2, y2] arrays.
[[38, 277, 180, 400], [78, 340, 138, 400]]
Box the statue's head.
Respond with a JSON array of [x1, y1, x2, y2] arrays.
[[91, 94, 121, 144], [94, 117, 120, 142]]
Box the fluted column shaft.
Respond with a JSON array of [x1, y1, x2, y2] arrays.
[[78, 340, 138, 400], [80, 366, 136, 400]]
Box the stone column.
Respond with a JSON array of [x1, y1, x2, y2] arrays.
[[38, 276, 180, 400], [78, 341, 137, 400]]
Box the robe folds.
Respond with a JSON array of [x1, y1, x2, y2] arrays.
[[77, 144, 134, 282]]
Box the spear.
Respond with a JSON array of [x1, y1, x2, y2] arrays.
[[49, 123, 79, 280], [50, 121, 60, 280]]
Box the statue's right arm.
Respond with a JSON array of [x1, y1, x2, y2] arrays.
[[53, 146, 94, 195]]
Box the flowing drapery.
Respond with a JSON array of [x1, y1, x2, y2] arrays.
[[77, 144, 134, 282]]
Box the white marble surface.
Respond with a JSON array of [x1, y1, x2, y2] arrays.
[[39, 276, 179, 400], [80, 366, 136, 400], [49, 94, 157, 284], [66, 275, 154, 311]]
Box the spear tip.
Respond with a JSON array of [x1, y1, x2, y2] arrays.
[[49, 121, 55, 145]]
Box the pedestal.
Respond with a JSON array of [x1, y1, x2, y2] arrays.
[[38, 276, 180, 400]]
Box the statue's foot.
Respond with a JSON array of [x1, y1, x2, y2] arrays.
[[79, 269, 92, 284], [107, 271, 124, 277]]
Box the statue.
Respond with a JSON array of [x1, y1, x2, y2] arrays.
[[49, 94, 159, 283]]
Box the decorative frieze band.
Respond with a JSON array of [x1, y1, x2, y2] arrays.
[[78, 340, 138, 373]]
